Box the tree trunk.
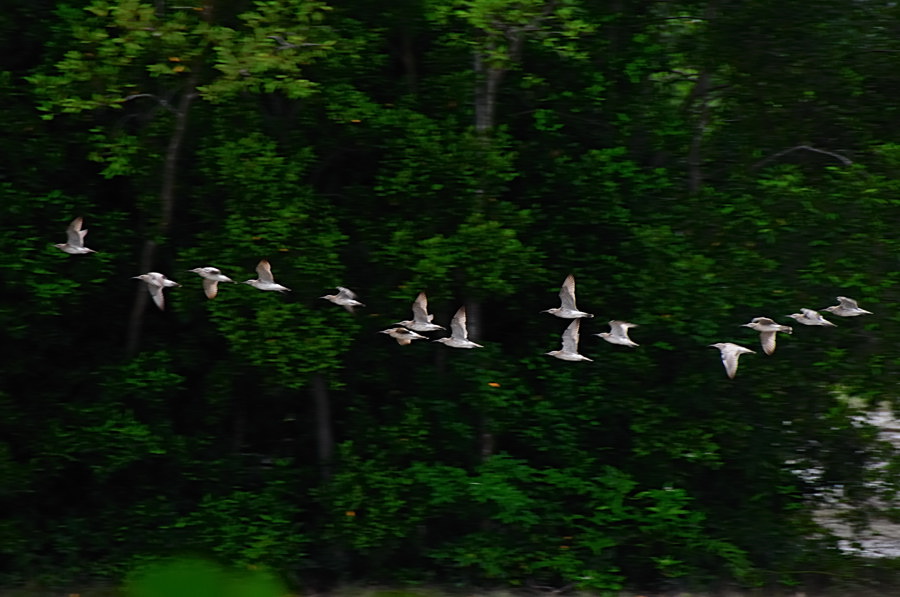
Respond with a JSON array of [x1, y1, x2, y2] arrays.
[[401, 27, 418, 94], [685, 2, 718, 195], [686, 69, 712, 195], [471, 45, 509, 462], [474, 52, 505, 135], [311, 373, 334, 480], [125, 76, 199, 357]]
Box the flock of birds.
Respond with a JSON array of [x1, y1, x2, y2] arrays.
[[531, 274, 871, 378], [713, 297, 872, 378], [55, 217, 873, 377]]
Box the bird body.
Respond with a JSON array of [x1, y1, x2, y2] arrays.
[[243, 260, 291, 293], [188, 267, 234, 299], [379, 327, 427, 345], [788, 308, 836, 327], [710, 342, 755, 379], [133, 272, 181, 310], [542, 274, 594, 319], [54, 217, 96, 254], [596, 320, 639, 347], [395, 292, 445, 332], [433, 306, 483, 349], [321, 286, 365, 312], [823, 296, 872, 317], [546, 319, 593, 361], [741, 317, 792, 355]]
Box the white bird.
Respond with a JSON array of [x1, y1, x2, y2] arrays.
[[243, 260, 291, 293], [433, 306, 483, 349], [395, 292, 445, 332], [822, 296, 872, 317], [188, 267, 234, 299], [133, 272, 181, 310], [54, 216, 96, 255], [787, 308, 836, 327], [379, 327, 427, 346], [546, 319, 593, 361], [595, 320, 639, 348], [541, 274, 594, 319], [709, 342, 755, 379], [741, 317, 792, 355], [321, 286, 365, 312]]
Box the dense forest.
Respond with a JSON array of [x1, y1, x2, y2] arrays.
[[4, 0, 900, 592]]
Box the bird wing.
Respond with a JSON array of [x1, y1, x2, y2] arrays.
[[202, 278, 218, 299], [147, 283, 165, 310], [398, 328, 425, 340], [609, 320, 636, 337], [759, 331, 777, 355], [753, 317, 776, 326], [412, 292, 430, 322], [558, 274, 578, 310], [256, 260, 275, 283], [450, 306, 468, 340], [66, 217, 84, 246], [722, 350, 739, 379], [837, 296, 859, 309], [337, 286, 358, 300], [561, 319, 581, 353]]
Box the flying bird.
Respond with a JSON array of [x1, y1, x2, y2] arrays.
[[433, 306, 483, 349], [541, 274, 594, 319], [822, 296, 872, 317], [321, 286, 365, 312], [243, 260, 291, 293], [787, 308, 836, 327], [133, 272, 181, 310], [54, 216, 96, 255], [741, 317, 792, 355], [379, 327, 427, 346], [710, 342, 755, 379], [546, 318, 593, 361], [595, 320, 639, 348], [395, 292, 445, 332], [188, 267, 234, 299]]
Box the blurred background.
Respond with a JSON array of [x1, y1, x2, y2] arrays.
[[3, 0, 900, 594]]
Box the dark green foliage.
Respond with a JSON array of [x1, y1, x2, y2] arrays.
[[1, 0, 900, 593], [126, 557, 285, 597]]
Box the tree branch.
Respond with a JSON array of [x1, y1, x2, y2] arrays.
[[121, 93, 177, 114], [267, 34, 323, 50], [751, 145, 854, 171]]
